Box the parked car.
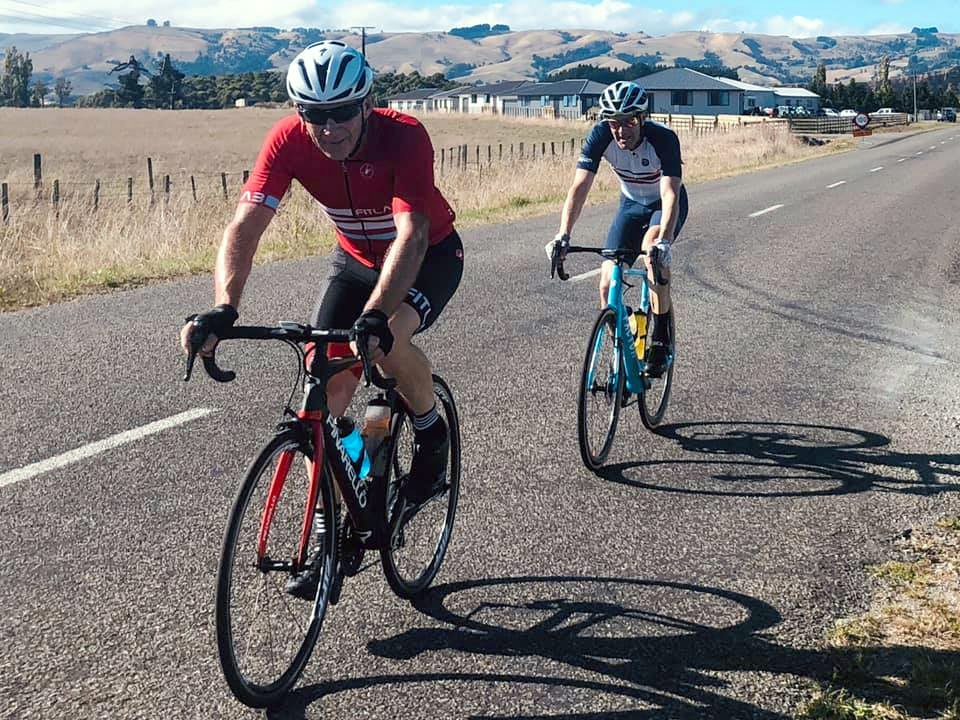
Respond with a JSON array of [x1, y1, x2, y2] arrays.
[[874, 107, 895, 115], [937, 109, 957, 122], [839, 109, 857, 117], [820, 108, 840, 117]]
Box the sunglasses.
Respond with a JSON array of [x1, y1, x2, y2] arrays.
[[297, 101, 363, 125], [604, 115, 641, 129]]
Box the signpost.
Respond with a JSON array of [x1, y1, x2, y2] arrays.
[[852, 112, 872, 137]]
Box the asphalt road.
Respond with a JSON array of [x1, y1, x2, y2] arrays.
[[2, 125, 959, 720]]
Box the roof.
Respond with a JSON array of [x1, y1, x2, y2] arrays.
[[514, 79, 607, 96], [430, 86, 467, 98], [636, 67, 742, 92], [460, 80, 533, 95], [387, 88, 440, 101], [772, 87, 819, 98]]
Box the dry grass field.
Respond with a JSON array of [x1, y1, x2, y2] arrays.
[[0, 107, 849, 309]]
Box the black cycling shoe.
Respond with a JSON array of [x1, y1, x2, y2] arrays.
[[285, 551, 324, 601], [644, 341, 671, 379], [401, 419, 449, 506]]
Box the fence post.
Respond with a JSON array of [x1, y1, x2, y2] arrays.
[[519, 142, 524, 158], [190, 176, 197, 202], [52, 179, 59, 217], [487, 145, 491, 165], [1, 182, 8, 223], [510, 144, 514, 158], [440, 148, 445, 173], [127, 178, 133, 205], [551, 141, 555, 156], [94, 179, 100, 212], [164, 174, 171, 202], [462, 144, 467, 170], [499, 143, 503, 161], [221, 173, 228, 200], [34, 153, 42, 194], [147, 157, 155, 203], [542, 142, 546, 156], [242, 170, 249, 183], [475, 145, 479, 167]]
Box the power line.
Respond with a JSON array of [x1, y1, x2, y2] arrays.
[[2, 0, 132, 29]]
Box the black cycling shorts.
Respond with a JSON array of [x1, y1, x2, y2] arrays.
[[603, 187, 689, 266], [312, 230, 464, 336]]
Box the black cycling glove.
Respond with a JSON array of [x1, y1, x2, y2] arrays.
[[186, 304, 238, 344], [352, 309, 394, 356]]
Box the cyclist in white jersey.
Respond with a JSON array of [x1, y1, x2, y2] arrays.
[[547, 80, 688, 377]]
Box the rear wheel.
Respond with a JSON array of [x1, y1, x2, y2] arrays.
[[639, 307, 675, 430], [380, 375, 461, 599], [578, 308, 624, 471], [215, 429, 337, 708]]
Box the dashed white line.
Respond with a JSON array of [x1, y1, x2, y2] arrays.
[[930, 146, 937, 150], [826, 180, 846, 188], [0, 408, 218, 488], [898, 158, 906, 162], [917, 151, 924, 155], [748, 204, 784, 218], [869, 166, 884, 172], [570, 268, 601, 283]]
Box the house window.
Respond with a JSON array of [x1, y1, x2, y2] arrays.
[[708, 91, 729, 106], [671, 91, 692, 106], [542, 96, 550, 105], [471, 94, 477, 103], [485, 94, 491, 102]]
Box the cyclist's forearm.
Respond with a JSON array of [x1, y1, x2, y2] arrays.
[[560, 182, 590, 235], [214, 223, 260, 308], [365, 215, 429, 315], [657, 179, 681, 242]]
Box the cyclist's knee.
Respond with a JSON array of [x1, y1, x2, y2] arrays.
[[327, 369, 359, 417]]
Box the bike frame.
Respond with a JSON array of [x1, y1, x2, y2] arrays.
[[587, 261, 653, 396]]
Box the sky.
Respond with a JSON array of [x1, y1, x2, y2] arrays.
[[0, 0, 956, 38]]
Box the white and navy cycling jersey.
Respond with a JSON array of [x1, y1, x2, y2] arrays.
[[577, 120, 682, 206]]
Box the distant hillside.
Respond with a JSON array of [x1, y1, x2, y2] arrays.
[[3, 25, 959, 97]]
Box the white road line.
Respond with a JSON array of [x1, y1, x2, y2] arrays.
[[569, 267, 602, 283], [898, 158, 906, 162], [0, 408, 218, 488], [869, 166, 884, 172], [930, 146, 937, 149], [826, 180, 846, 188], [748, 204, 784, 218], [917, 151, 923, 155]]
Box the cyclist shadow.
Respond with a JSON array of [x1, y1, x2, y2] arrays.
[[598, 420, 960, 498], [275, 574, 959, 719]]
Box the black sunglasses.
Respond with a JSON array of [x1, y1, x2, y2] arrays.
[[297, 101, 363, 125]]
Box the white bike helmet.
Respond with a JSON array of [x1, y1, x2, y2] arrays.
[[286, 40, 374, 106], [598, 81, 649, 117]]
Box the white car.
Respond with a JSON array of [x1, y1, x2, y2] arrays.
[[874, 107, 895, 115], [839, 109, 857, 117], [822, 108, 840, 117]]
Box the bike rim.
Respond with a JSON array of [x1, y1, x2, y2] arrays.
[[578, 309, 622, 469]]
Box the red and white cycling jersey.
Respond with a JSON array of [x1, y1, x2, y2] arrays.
[[239, 108, 456, 269]]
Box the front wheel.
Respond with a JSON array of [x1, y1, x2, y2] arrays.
[[639, 306, 675, 430], [215, 428, 338, 708], [578, 308, 624, 471], [380, 375, 461, 599]]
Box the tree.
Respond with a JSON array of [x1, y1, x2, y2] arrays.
[[146, 18, 157, 27], [876, 54, 893, 107], [807, 61, 827, 98], [1, 46, 34, 107], [117, 68, 145, 107], [149, 53, 185, 108], [163, 20, 170, 27], [54, 76, 72, 106], [31, 79, 47, 107]]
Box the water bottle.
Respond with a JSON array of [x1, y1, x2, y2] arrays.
[[631, 310, 647, 359], [362, 395, 391, 459], [335, 416, 370, 479]]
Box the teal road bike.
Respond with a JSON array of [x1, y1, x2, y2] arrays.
[[553, 245, 675, 471]]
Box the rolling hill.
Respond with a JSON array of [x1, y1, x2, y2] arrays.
[[2, 24, 958, 97]]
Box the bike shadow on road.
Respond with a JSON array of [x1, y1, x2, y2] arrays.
[[597, 420, 960, 498], [272, 574, 958, 719]]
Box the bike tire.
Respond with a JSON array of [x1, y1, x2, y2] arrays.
[[639, 306, 675, 430], [380, 375, 461, 600], [578, 307, 624, 471], [215, 428, 338, 708]]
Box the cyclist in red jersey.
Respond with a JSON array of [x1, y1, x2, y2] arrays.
[[180, 42, 463, 595]]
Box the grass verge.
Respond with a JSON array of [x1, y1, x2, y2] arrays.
[[796, 516, 960, 720]]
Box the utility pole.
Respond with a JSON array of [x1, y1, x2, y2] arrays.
[[351, 25, 376, 54]]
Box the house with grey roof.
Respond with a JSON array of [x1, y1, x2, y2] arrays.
[[385, 88, 440, 112], [452, 80, 533, 114], [634, 68, 744, 116], [503, 79, 608, 119], [720, 78, 821, 113]]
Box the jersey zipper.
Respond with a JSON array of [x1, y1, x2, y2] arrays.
[[340, 161, 378, 268]]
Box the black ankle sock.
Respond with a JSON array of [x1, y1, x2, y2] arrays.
[[413, 405, 445, 443], [652, 310, 672, 344]]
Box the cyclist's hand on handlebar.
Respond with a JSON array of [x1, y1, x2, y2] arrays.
[[546, 232, 570, 279], [350, 309, 393, 363], [181, 304, 238, 356]]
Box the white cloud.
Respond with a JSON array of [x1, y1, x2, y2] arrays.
[[761, 15, 826, 36], [866, 22, 910, 35]]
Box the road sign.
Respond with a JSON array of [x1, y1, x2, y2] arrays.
[[854, 112, 870, 129], [852, 129, 873, 137]]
